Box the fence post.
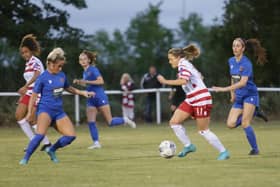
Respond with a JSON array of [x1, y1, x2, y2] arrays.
[[156, 89, 161, 124], [74, 94, 80, 126]]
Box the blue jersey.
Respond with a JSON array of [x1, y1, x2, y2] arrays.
[[83, 66, 105, 94], [83, 66, 109, 107], [228, 55, 258, 97], [33, 70, 70, 111]]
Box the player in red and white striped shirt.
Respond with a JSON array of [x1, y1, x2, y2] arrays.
[[15, 34, 51, 151], [158, 44, 229, 160]]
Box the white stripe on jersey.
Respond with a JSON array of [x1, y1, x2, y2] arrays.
[[178, 58, 212, 107], [23, 56, 44, 96]]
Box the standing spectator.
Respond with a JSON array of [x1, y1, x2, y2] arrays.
[[140, 65, 162, 123], [120, 73, 135, 120]]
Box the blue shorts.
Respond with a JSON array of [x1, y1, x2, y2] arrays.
[[37, 107, 66, 122], [233, 95, 259, 109], [87, 94, 109, 108]]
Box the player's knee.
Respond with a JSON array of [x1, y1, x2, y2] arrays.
[[226, 120, 236, 129], [169, 119, 179, 126]]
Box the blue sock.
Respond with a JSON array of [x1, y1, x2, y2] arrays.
[[109, 117, 125, 127], [244, 126, 258, 151], [50, 136, 76, 152], [88, 122, 99, 142], [23, 134, 44, 160], [235, 115, 242, 128]]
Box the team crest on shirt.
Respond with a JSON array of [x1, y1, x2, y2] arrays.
[[239, 66, 244, 72], [230, 65, 233, 69], [48, 80, 52, 84], [60, 78, 64, 83]]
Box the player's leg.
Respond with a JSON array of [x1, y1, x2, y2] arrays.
[[241, 102, 259, 155], [169, 102, 195, 157], [46, 115, 76, 163], [30, 106, 51, 151], [226, 107, 243, 128], [196, 117, 229, 160], [87, 106, 101, 149], [99, 104, 136, 128], [20, 112, 51, 165], [15, 96, 35, 140]]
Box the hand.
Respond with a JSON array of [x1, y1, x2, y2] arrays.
[[212, 86, 227, 92], [73, 79, 87, 86], [157, 75, 166, 84], [230, 95, 235, 103], [83, 91, 95, 98], [170, 105, 176, 112], [18, 86, 27, 95]]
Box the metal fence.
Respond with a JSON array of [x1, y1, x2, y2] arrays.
[[1, 87, 280, 125]]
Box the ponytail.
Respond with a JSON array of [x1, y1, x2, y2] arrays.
[[168, 44, 200, 61], [245, 39, 267, 65], [235, 37, 267, 65]]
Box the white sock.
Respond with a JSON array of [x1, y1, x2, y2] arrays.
[[199, 129, 226, 153], [33, 124, 50, 145], [171, 125, 191, 147], [17, 119, 35, 140], [94, 141, 100, 145]]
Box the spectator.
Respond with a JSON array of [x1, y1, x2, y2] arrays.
[[120, 73, 135, 120], [140, 65, 162, 123]]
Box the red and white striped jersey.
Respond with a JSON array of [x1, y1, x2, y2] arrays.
[[23, 56, 44, 96], [177, 58, 212, 106], [121, 81, 134, 108]]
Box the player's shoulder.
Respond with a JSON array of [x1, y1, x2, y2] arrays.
[[30, 56, 42, 64], [240, 56, 252, 67], [228, 57, 235, 64]]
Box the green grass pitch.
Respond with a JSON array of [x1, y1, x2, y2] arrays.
[[0, 121, 280, 187]]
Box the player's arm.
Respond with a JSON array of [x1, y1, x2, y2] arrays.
[[213, 76, 248, 92], [230, 79, 235, 102], [157, 75, 187, 86], [18, 70, 41, 95], [65, 86, 95, 98], [74, 76, 104, 86]]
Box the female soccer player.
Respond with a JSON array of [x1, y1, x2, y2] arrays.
[[120, 73, 135, 120], [19, 48, 94, 165], [16, 34, 51, 151], [73, 51, 136, 150], [213, 38, 267, 155], [158, 44, 229, 160]]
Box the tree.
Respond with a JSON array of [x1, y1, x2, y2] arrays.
[[126, 2, 174, 77]]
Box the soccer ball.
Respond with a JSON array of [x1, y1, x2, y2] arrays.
[[159, 140, 176, 158]]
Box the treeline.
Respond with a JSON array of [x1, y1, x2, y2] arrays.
[[0, 0, 279, 124]]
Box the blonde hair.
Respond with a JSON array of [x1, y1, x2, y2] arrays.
[[168, 44, 200, 60], [20, 34, 41, 56], [46, 47, 65, 65], [120, 73, 133, 84]]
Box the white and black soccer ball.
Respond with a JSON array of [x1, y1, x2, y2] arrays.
[[159, 140, 176, 158]]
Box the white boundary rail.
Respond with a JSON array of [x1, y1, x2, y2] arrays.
[[1, 87, 280, 125]]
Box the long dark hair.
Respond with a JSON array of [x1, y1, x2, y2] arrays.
[[235, 38, 267, 65]]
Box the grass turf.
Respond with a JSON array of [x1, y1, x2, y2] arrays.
[[0, 121, 280, 187]]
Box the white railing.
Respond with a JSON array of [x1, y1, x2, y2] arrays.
[[1, 87, 280, 125]]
